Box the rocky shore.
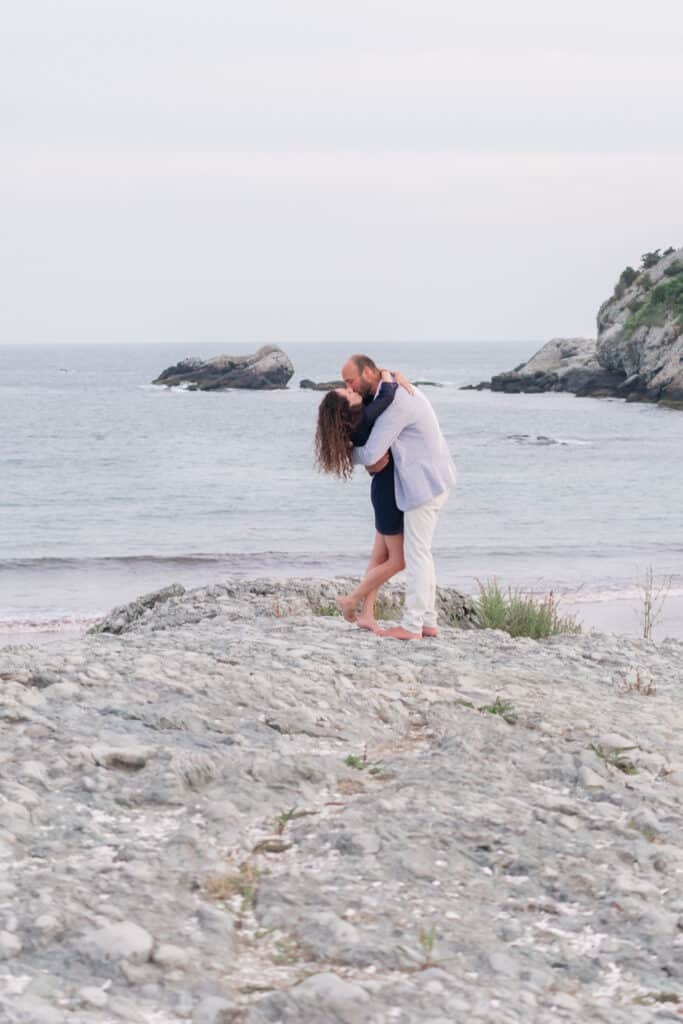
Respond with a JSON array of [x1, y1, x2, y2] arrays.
[[469, 246, 683, 409], [1, 577, 682, 1023]]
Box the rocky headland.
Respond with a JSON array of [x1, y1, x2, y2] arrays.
[[469, 246, 683, 409], [153, 347, 294, 391], [1, 577, 682, 1022]]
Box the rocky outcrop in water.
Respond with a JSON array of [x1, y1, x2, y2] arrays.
[[153, 346, 294, 390], [299, 379, 344, 391], [469, 246, 683, 408], [464, 337, 621, 397], [1, 576, 682, 1022]]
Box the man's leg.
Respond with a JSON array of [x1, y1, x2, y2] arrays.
[[401, 490, 448, 635]]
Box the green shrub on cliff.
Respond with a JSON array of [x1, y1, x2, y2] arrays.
[[640, 250, 662, 269], [474, 580, 581, 638], [614, 265, 637, 298], [624, 270, 683, 337]]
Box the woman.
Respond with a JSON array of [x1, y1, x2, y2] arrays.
[[314, 370, 413, 632]]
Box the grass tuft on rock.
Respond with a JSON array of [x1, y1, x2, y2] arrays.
[[474, 579, 581, 639], [624, 270, 683, 337]]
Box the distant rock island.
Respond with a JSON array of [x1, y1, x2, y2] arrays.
[[153, 345, 294, 390], [300, 379, 442, 391], [299, 379, 344, 391], [468, 246, 683, 409]]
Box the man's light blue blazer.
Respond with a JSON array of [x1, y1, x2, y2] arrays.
[[351, 387, 456, 512]]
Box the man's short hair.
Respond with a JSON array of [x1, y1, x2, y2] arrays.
[[350, 354, 378, 375]]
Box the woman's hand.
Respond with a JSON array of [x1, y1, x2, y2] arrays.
[[365, 453, 390, 474], [392, 370, 415, 395], [380, 369, 393, 382]]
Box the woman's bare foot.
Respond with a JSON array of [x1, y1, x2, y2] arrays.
[[337, 595, 358, 622], [356, 615, 380, 633]]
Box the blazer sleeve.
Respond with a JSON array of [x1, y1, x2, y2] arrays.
[[350, 382, 398, 446], [351, 398, 413, 466]]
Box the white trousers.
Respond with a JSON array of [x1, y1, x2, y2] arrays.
[[402, 489, 449, 634]]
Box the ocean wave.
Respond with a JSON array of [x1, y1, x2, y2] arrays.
[[0, 552, 336, 572]]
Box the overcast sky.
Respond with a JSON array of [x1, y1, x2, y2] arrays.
[[2, 0, 682, 344]]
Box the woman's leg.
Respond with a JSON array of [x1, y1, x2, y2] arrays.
[[340, 534, 405, 626], [337, 532, 388, 622], [355, 533, 390, 629]]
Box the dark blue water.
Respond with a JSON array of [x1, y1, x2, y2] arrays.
[[2, 341, 682, 639]]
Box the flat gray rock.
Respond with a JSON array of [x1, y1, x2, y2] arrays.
[[0, 576, 681, 1022]]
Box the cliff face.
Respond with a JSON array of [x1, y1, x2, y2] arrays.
[[470, 246, 683, 409], [597, 246, 683, 406]]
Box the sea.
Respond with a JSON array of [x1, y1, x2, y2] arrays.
[[2, 340, 682, 646]]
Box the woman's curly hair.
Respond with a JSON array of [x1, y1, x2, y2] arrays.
[[315, 390, 361, 479]]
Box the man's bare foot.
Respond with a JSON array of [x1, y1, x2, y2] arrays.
[[379, 626, 422, 641], [422, 627, 439, 638], [356, 615, 380, 633], [336, 596, 357, 623]]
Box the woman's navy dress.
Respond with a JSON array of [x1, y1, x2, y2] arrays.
[[350, 382, 404, 536]]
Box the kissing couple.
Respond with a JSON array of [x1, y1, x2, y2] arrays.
[[315, 353, 456, 640]]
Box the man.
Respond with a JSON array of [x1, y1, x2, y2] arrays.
[[341, 353, 456, 641]]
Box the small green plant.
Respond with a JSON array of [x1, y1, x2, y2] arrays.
[[478, 696, 516, 724], [344, 752, 385, 775], [275, 807, 298, 834], [628, 819, 657, 843], [204, 860, 265, 911], [590, 743, 639, 775], [374, 597, 405, 621], [418, 925, 438, 964], [474, 578, 581, 639], [314, 601, 340, 617]]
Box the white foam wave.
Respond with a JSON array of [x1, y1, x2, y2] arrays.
[[0, 614, 100, 634]]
